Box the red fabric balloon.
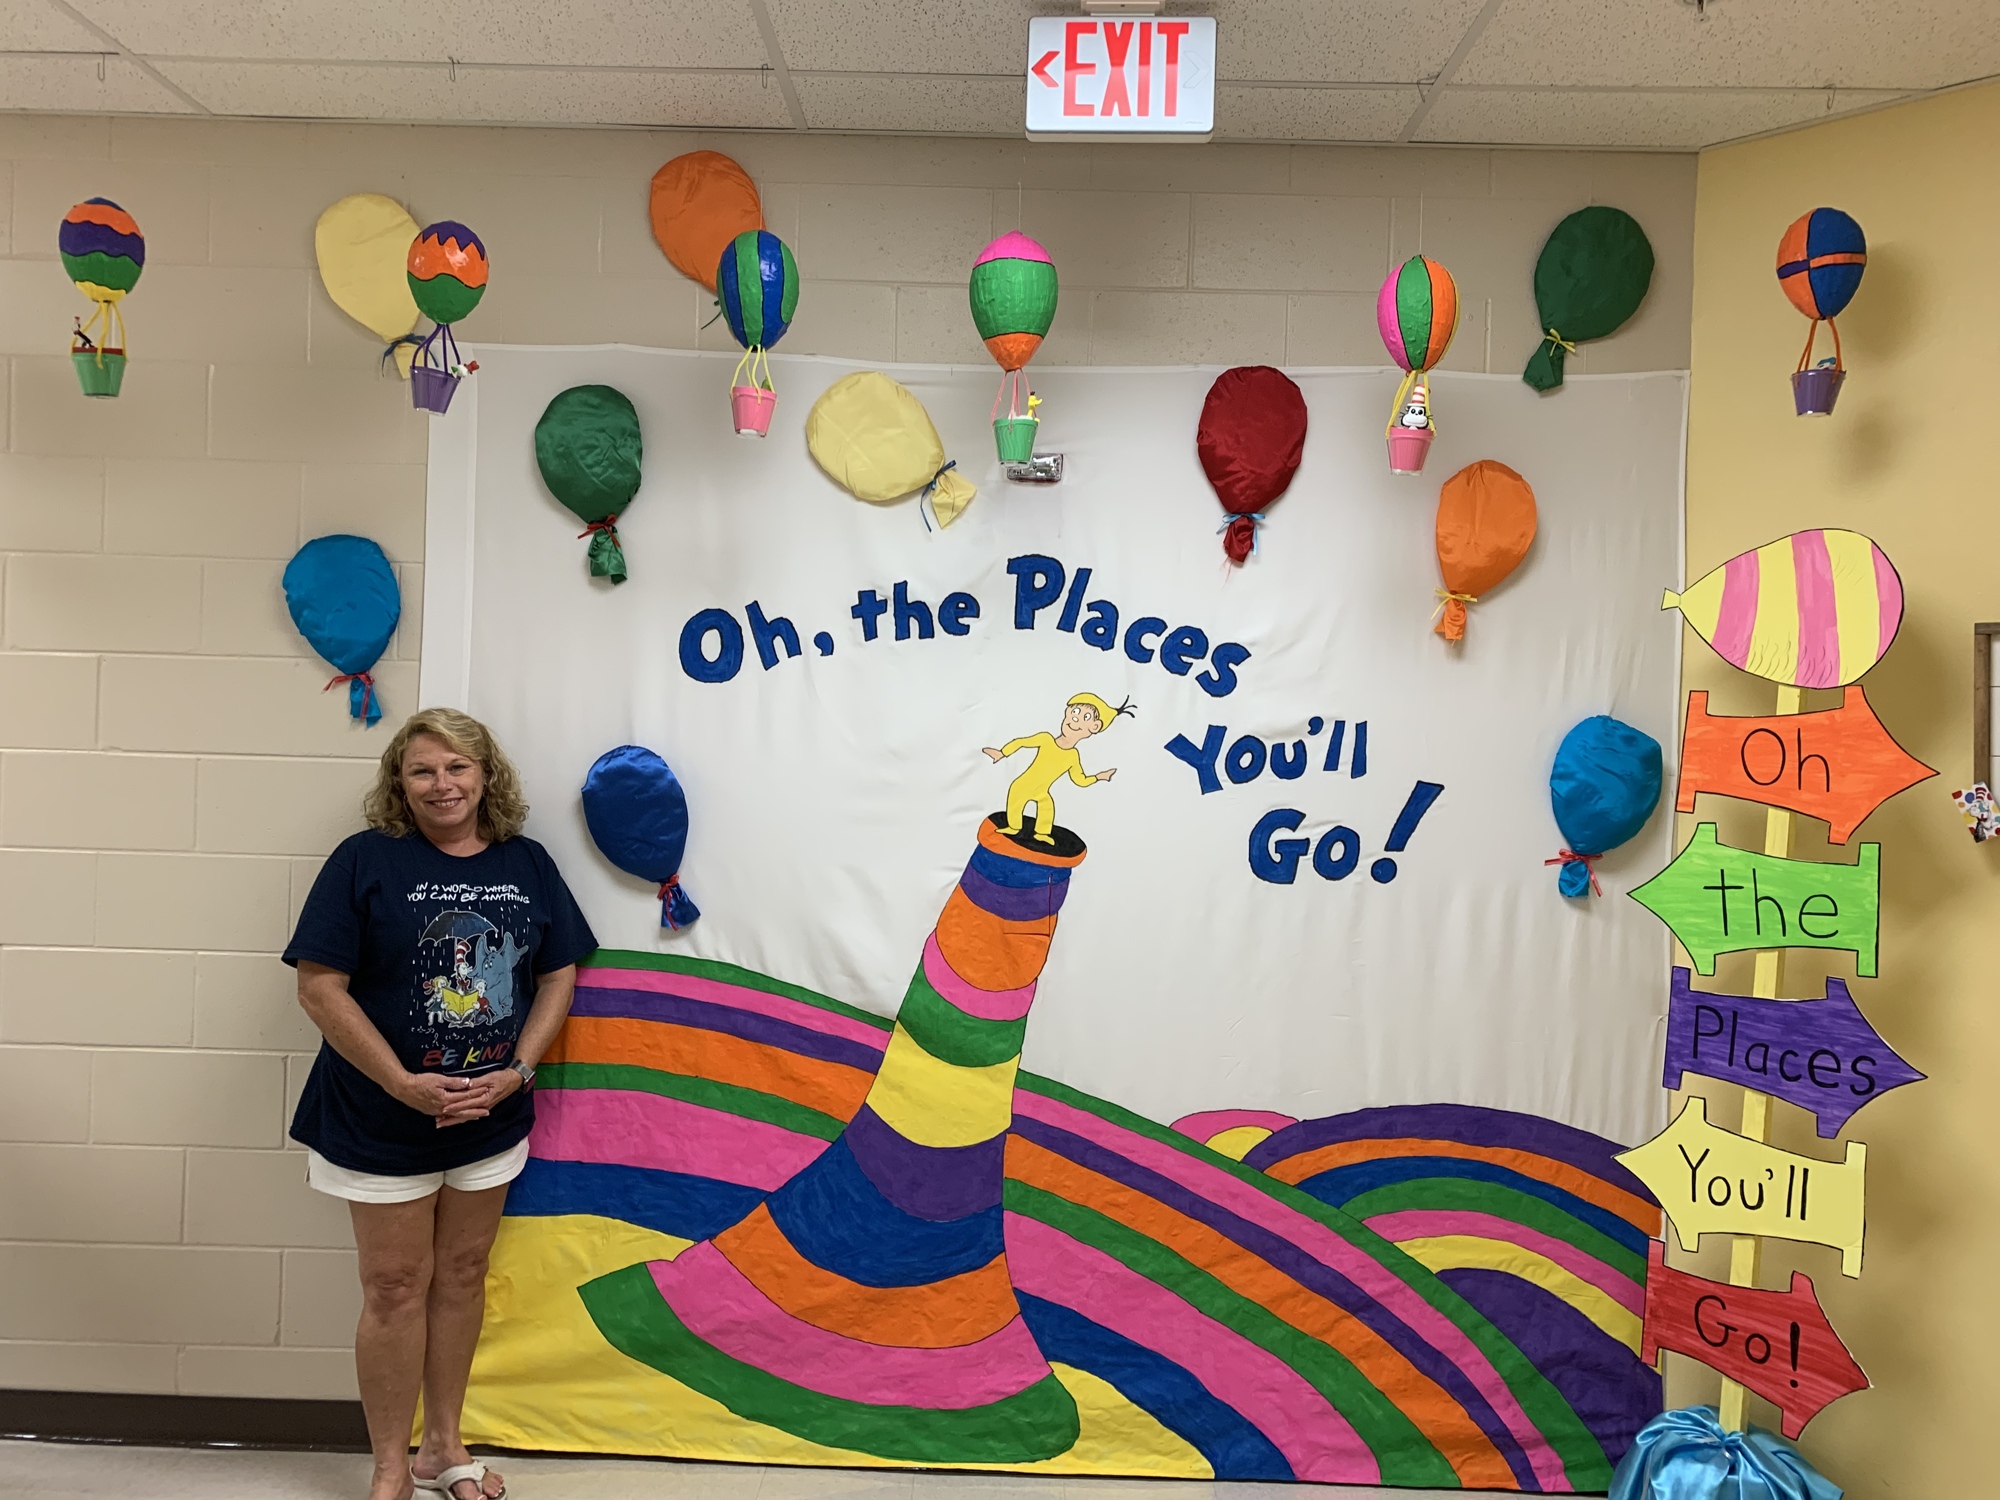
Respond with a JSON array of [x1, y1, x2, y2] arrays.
[[1196, 366, 1308, 564]]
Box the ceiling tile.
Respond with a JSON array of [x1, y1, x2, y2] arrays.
[[0, 53, 196, 112], [1417, 87, 1910, 150], [768, 0, 1040, 74], [1210, 0, 1490, 84], [0, 0, 106, 51], [68, 0, 766, 69], [1218, 85, 1421, 141], [1457, 0, 2000, 91], [795, 74, 1025, 135], [152, 62, 792, 129]]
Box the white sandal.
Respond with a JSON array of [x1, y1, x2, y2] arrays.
[[412, 1460, 505, 1500]]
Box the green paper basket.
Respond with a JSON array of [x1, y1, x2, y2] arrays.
[[72, 350, 126, 398], [993, 415, 1039, 464]]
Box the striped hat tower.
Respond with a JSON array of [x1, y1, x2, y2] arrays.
[[583, 815, 1087, 1463]]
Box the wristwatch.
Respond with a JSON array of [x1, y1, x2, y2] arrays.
[[508, 1060, 536, 1089]]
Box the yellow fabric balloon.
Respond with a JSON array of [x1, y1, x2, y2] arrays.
[[805, 372, 977, 527], [314, 193, 423, 378]]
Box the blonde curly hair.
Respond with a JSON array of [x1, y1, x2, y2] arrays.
[[363, 708, 529, 843]]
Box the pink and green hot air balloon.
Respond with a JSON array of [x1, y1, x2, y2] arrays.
[[970, 232, 1058, 463], [1377, 254, 1459, 476]]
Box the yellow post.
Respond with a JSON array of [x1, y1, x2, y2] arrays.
[[1716, 683, 1804, 1431]]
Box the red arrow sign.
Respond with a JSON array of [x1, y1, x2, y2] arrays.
[[1032, 49, 1060, 88], [1676, 684, 1934, 843], [1641, 1240, 1869, 1438]]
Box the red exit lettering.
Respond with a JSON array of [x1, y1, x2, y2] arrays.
[[1058, 20, 1187, 118]]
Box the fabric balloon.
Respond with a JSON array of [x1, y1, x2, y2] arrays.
[[1434, 460, 1537, 641], [535, 386, 643, 584], [1777, 207, 1866, 381], [282, 535, 401, 726], [582, 745, 700, 929], [407, 221, 489, 325], [1548, 716, 1663, 897], [61, 198, 144, 395], [1197, 366, 1308, 565], [314, 193, 423, 377], [1665, 529, 1902, 689], [1609, 1407, 1841, 1500], [650, 152, 762, 290], [1524, 206, 1654, 391], [806, 372, 977, 527]]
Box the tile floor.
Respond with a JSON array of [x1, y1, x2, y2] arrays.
[[0, 1441, 1460, 1500]]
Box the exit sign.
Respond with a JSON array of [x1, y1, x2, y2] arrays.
[[1025, 16, 1216, 142]]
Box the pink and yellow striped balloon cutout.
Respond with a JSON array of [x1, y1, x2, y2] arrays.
[[1664, 529, 1903, 688]]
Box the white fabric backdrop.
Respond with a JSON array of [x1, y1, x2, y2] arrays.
[[422, 346, 1682, 1146]]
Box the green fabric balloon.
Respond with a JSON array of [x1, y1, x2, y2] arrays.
[[1523, 206, 1654, 392], [535, 385, 643, 584]]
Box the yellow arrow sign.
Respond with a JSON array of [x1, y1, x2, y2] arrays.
[[1615, 1097, 1866, 1276]]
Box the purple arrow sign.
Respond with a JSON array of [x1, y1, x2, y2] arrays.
[[1665, 966, 1925, 1137]]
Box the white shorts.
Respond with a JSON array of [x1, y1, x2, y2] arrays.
[[305, 1137, 532, 1204]]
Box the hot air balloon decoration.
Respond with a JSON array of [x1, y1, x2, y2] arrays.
[[1377, 255, 1458, 475], [60, 198, 144, 398], [406, 221, 488, 415], [1664, 529, 1903, 689], [717, 229, 798, 437], [1778, 208, 1866, 416], [970, 232, 1059, 465]]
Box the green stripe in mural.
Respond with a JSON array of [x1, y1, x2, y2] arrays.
[[896, 964, 1028, 1068], [581, 1263, 1080, 1463]]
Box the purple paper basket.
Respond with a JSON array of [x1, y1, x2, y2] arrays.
[[1791, 366, 1844, 417], [411, 366, 460, 415]]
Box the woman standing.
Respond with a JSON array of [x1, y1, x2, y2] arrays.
[[286, 708, 596, 1500]]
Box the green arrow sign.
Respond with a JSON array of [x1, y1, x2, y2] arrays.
[[1629, 822, 1879, 977]]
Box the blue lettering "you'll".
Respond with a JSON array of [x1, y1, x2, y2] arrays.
[[1166, 717, 1369, 794]]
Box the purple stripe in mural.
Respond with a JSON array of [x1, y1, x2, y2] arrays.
[[958, 863, 1069, 922], [845, 1104, 1006, 1222]]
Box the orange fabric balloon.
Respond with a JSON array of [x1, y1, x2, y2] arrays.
[[649, 152, 762, 290], [1434, 459, 1537, 641]]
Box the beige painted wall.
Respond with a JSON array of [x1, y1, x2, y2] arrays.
[[1676, 82, 2000, 1498], [0, 113, 1693, 1402]]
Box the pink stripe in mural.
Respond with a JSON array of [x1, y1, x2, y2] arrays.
[[529, 1088, 825, 1189], [1792, 529, 1841, 688], [923, 932, 1037, 1022], [1711, 551, 1760, 668]]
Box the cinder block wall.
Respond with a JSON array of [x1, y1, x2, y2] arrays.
[[0, 113, 1693, 1401]]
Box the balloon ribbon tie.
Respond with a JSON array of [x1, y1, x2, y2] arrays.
[[1544, 328, 1579, 356], [1545, 848, 1602, 896], [1431, 588, 1478, 641], [380, 332, 424, 370], [577, 517, 620, 541], [657, 875, 700, 930], [918, 460, 958, 533], [324, 671, 377, 725], [1217, 511, 1265, 562]]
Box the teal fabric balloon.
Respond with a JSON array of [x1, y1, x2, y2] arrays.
[[1549, 715, 1662, 897], [1610, 1407, 1841, 1500], [282, 535, 401, 725]]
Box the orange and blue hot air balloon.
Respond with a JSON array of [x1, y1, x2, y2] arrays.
[[1376, 254, 1458, 475], [716, 229, 799, 436], [970, 232, 1059, 462], [60, 198, 144, 398], [1777, 208, 1865, 416], [406, 221, 489, 414]]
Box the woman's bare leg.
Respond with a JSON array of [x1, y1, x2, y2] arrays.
[[410, 1182, 509, 1500], [350, 1195, 439, 1500]]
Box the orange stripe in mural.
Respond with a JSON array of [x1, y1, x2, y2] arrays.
[[716, 1203, 1018, 1349], [544, 1015, 874, 1122], [1005, 1136, 1514, 1489], [934, 887, 1056, 992], [1262, 1138, 1660, 1234]]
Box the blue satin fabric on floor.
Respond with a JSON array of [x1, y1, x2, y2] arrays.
[[1610, 1407, 1842, 1500]]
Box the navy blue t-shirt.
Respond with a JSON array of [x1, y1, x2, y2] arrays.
[[284, 829, 598, 1175]]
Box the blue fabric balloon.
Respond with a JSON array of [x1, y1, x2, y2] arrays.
[[1610, 1407, 1841, 1500], [582, 745, 700, 929], [282, 535, 401, 726], [1549, 715, 1663, 897]]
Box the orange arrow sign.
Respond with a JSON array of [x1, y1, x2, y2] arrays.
[[1676, 685, 1934, 843], [1032, 49, 1061, 88]]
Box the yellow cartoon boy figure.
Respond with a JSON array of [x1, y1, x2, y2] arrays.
[[983, 693, 1133, 844]]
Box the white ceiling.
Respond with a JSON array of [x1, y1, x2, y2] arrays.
[[1, 0, 1992, 150]]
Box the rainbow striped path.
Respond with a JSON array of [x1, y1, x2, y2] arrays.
[[493, 900, 1659, 1484], [581, 816, 1086, 1465], [1245, 1105, 1663, 1467]]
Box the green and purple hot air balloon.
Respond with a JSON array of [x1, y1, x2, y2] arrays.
[[1376, 254, 1459, 476], [717, 229, 799, 437], [970, 232, 1059, 463], [60, 198, 145, 398], [405, 221, 489, 415]]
